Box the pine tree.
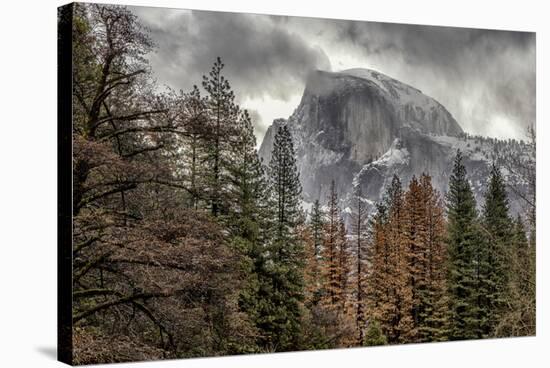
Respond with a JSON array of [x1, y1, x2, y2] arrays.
[[318, 180, 355, 347], [302, 220, 317, 306], [226, 109, 268, 242], [268, 125, 302, 244], [255, 124, 304, 351], [367, 176, 413, 344], [225, 109, 273, 351], [366, 201, 389, 334], [322, 180, 345, 309], [363, 320, 388, 346], [311, 200, 324, 262], [445, 150, 484, 340], [403, 176, 426, 342], [386, 175, 414, 343], [481, 163, 513, 335], [495, 215, 535, 336], [302, 198, 351, 350], [416, 174, 448, 342], [177, 85, 208, 209], [202, 57, 239, 217], [306, 199, 325, 306], [350, 186, 369, 344], [514, 215, 535, 336], [337, 219, 351, 315]]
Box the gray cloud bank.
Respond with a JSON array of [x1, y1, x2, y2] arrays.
[[328, 21, 536, 138], [132, 7, 331, 102], [131, 6, 535, 141]]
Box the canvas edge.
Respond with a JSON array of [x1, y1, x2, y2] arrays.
[[58, 2, 74, 366]]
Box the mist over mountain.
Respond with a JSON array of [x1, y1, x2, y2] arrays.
[[259, 68, 530, 218]]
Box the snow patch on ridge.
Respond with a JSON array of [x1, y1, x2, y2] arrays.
[[373, 138, 410, 168], [340, 68, 437, 111], [353, 138, 410, 191]]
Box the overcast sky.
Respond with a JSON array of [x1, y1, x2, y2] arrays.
[[131, 6, 536, 144]]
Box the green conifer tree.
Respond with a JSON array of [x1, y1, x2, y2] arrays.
[[202, 57, 239, 217], [445, 150, 484, 340], [363, 320, 388, 346], [226, 109, 273, 353], [255, 124, 304, 351], [495, 215, 535, 336], [308, 199, 325, 305], [480, 163, 513, 335]]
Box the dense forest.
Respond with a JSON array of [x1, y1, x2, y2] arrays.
[[68, 4, 536, 364]]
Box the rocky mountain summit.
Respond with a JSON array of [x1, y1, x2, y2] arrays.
[[259, 68, 531, 218]]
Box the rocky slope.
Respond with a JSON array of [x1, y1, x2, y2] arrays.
[[259, 68, 531, 218]]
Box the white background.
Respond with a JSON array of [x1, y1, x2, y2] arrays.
[[0, 0, 547, 366]]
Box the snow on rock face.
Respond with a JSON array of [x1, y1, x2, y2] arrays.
[[341, 69, 429, 106], [352, 128, 530, 218], [336, 69, 463, 138], [259, 68, 530, 219], [371, 138, 410, 168]]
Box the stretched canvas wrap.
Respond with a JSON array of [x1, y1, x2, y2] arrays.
[[57, 2, 536, 365]]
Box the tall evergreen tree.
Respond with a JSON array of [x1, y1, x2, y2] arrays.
[[172, 85, 208, 209], [310, 200, 324, 262], [445, 150, 484, 340], [350, 186, 369, 344], [255, 124, 304, 351], [366, 176, 413, 344], [227, 109, 268, 242], [495, 215, 535, 336], [321, 181, 350, 314], [403, 176, 426, 342], [386, 175, 414, 343], [268, 125, 302, 243], [366, 201, 389, 334], [302, 198, 351, 350], [322, 181, 344, 308], [202, 57, 239, 217], [224, 109, 273, 351], [480, 163, 513, 335], [306, 199, 325, 306], [318, 181, 355, 347], [415, 174, 448, 341], [337, 219, 351, 315]]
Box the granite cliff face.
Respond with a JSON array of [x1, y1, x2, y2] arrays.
[[259, 68, 529, 217]]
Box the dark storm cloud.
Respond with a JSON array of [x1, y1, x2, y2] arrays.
[[131, 7, 331, 102], [130, 6, 535, 140], [326, 20, 536, 136]]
